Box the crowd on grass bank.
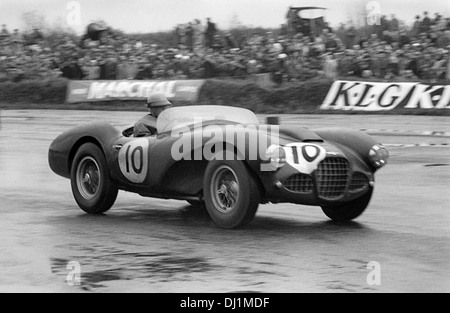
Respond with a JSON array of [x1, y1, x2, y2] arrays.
[[1, 13, 450, 84]]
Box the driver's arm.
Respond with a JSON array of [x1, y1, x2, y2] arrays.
[[134, 115, 157, 137]]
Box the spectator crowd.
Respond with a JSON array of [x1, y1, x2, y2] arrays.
[[1, 13, 450, 84]]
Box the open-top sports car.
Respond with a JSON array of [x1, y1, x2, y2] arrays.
[[48, 105, 388, 229]]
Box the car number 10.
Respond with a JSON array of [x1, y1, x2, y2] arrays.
[[118, 139, 149, 183]]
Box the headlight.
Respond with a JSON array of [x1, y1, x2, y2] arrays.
[[369, 144, 389, 169], [263, 145, 286, 171]]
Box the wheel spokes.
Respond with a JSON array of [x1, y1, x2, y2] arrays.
[[215, 177, 238, 211], [77, 157, 101, 200]]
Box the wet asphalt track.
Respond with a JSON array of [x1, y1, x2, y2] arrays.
[[0, 110, 449, 293]]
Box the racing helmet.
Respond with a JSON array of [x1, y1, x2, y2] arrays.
[[147, 93, 172, 108]]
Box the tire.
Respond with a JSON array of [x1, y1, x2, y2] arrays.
[[321, 187, 373, 221], [203, 160, 261, 229], [70, 143, 118, 214]]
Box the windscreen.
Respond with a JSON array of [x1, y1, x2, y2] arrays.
[[157, 105, 259, 133]]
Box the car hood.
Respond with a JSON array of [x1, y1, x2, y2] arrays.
[[269, 126, 347, 157]]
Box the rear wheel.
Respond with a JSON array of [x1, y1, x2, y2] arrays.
[[71, 143, 118, 214], [321, 188, 373, 221], [204, 160, 261, 229]]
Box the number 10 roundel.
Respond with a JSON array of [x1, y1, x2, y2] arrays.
[[118, 139, 149, 183]]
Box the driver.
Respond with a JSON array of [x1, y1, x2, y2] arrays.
[[134, 93, 172, 137]]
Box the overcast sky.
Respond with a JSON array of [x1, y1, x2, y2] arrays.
[[0, 0, 449, 34]]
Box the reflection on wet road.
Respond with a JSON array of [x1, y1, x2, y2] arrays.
[[0, 110, 449, 292]]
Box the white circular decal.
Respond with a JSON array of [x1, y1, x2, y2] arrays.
[[118, 139, 149, 183]]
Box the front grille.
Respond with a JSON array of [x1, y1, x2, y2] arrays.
[[316, 158, 349, 200], [284, 174, 313, 194], [349, 172, 369, 193]]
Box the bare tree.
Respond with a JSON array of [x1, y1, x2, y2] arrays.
[[22, 11, 48, 34], [229, 13, 244, 30]]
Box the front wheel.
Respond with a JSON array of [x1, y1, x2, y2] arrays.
[[70, 143, 118, 214], [321, 188, 373, 221], [203, 160, 261, 229]]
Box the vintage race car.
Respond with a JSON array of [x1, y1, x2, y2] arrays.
[[48, 105, 388, 229]]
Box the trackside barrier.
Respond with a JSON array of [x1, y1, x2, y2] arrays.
[[321, 80, 450, 112], [66, 79, 206, 103]]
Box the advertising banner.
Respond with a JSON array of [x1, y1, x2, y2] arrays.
[[320, 81, 450, 111], [66, 79, 206, 103]]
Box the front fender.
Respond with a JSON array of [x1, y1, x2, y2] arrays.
[[313, 127, 379, 170], [49, 123, 122, 178]]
